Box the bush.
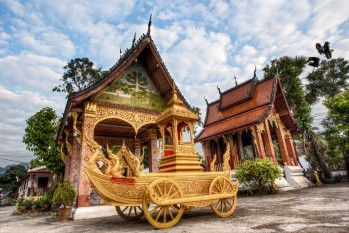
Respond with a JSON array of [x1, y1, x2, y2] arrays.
[[52, 181, 76, 209], [37, 193, 50, 209], [236, 158, 281, 195]]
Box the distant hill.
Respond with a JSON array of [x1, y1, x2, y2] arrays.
[[0, 163, 29, 174]]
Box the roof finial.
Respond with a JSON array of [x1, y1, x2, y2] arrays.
[[132, 32, 136, 47], [234, 75, 238, 86], [120, 48, 122, 58], [204, 96, 209, 105], [217, 86, 222, 95], [147, 13, 152, 36], [253, 65, 257, 78]]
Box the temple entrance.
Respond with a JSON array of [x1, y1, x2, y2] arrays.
[[241, 130, 256, 161]]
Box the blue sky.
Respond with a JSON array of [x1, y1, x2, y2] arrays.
[[0, 0, 348, 167]]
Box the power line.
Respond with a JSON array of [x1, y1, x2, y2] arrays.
[[0, 157, 25, 163]]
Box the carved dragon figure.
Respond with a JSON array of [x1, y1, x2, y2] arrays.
[[84, 133, 104, 172], [106, 144, 124, 178], [222, 137, 231, 172]]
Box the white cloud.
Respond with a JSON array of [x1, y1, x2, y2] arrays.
[[0, 52, 66, 93], [0, 0, 348, 166]]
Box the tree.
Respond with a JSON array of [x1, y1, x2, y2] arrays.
[[53, 58, 107, 94], [0, 165, 26, 191], [263, 56, 313, 130], [305, 58, 349, 104], [22, 107, 64, 174], [263, 56, 333, 180], [322, 91, 349, 180]]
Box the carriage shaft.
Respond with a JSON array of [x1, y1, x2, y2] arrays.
[[157, 193, 234, 206]]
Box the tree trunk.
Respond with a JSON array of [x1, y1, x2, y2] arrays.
[[307, 131, 333, 180]]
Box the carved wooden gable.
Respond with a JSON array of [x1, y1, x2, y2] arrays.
[[95, 61, 167, 111]]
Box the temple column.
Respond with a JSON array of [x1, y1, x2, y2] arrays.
[[228, 134, 235, 169], [77, 102, 96, 207], [202, 141, 212, 171], [254, 124, 266, 159], [275, 115, 291, 166], [134, 138, 141, 158], [215, 138, 222, 164], [263, 119, 277, 164], [70, 136, 81, 199], [285, 130, 298, 166], [147, 129, 158, 172], [236, 131, 244, 161]]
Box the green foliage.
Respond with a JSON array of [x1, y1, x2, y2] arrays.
[[305, 58, 349, 104], [52, 181, 76, 209], [263, 56, 313, 131], [53, 57, 107, 94], [22, 107, 64, 174], [322, 91, 349, 176], [0, 165, 26, 191], [36, 193, 50, 209], [236, 159, 281, 195]]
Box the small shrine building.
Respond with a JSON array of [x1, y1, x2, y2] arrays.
[[56, 30, 193, 207], [195, 74, 300, 170]]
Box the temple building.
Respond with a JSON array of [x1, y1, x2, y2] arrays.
[[56, 28, 193, 208], [195, 74, 300, 171]]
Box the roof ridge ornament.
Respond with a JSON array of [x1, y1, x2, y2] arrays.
[[234, 75, 237, 86], [253, 65, 257, 78], [132, 32, 136, 48], [147, 13, 152, 36], [217, 86, 222, 95], [204, 96, 209, 105]]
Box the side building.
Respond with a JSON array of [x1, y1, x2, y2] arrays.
[[195, 74, 311, 189]]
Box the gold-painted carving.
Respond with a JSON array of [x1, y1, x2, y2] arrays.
[[64, 129, 73, 155], [72, 112, 82, 144], [59, 142, 68, 164], [210, 154, 217, 171], [95, 105, 158, 134], [83, 83, 238, 229], [84, 101, 97, 117]]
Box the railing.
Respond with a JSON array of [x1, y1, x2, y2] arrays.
[[29, 188, 48, 196]]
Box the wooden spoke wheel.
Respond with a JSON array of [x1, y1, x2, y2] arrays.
[[209, 176, 237, 218], [115, 206, 144, 221], [143, 178, 184, 229]]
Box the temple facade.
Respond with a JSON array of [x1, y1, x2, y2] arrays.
[[195, 75, 300, 170], [56, 32, 192, 207]]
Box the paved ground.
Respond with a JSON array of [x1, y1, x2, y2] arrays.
[[1, 183, 348, 233]]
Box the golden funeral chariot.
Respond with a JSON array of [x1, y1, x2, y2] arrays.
[[84, 87, 238, 229]]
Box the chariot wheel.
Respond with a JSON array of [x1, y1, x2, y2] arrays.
[[115, 206, 144, 221], [209, 176, 237, 218], [143, 178, 185, 229]]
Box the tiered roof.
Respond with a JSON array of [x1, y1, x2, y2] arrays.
[[57, 32, 189, 142], [195, 76, 299, 142]]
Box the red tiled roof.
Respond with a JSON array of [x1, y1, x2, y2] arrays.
[[219, 79, 253, 110], [196, 76, 299, 142], [197, 105, 270, 141]]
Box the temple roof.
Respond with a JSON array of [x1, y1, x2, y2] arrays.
[[57, 32, 190, 143], [195, 76, 300, 142]]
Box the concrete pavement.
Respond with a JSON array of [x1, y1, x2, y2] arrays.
[[0, 183, 348, 233]]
